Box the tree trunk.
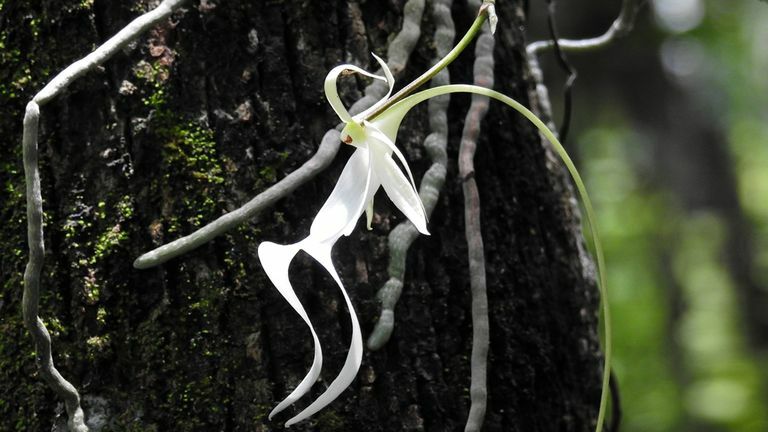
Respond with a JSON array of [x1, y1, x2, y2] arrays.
[[0, 1, 603, 430]]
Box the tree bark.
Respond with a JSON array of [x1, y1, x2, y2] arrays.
[[0, 1, 603, 430]]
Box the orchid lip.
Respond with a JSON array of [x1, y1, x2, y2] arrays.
[[262, 55, 430, 426]]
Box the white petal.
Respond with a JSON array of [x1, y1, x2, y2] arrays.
[[258, 241, 324, 419], [284, 241, 363, 427], [324, 63, 387, 123], [367, 125, 429, 235], [365, 195, 375, 230], [354, 53, 396, 121], [376, 155, 430, 235], [363, 152, 380, 231], [310, 148, 372, 240], [350, 146, 379, 236]]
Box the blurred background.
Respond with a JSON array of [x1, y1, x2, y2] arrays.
[[528, 0, 768, 430]]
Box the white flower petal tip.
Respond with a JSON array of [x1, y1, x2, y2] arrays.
[[260, 221, 366, 426], [365, 196, 374, 230], [284, 276, 363, 427], [355, 55, 396, 121], [366, 125, 429, 235], [324, 52, 396, 125], [257, 241, 324, 419], [370, 52, 394, 92], [324, 63, 387, 123]]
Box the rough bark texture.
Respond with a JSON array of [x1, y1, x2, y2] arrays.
[[0, 1, 602, 430]]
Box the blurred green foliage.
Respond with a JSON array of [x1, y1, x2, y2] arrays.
[[576, 1, 768, 430]]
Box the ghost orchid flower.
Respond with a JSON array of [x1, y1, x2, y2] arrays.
[[258, 54, 428, 426]]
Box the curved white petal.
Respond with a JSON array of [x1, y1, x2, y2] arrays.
[[346, 145, 378, 236], [366, 125, 429, 234], [258, 242, 323, 419], [324, 63, 387, 123], [365, 195, 375, 230], [376, 155, 430, 235], [366, 123, 418, 193], [285, 242, 363, 427], [354, 53, 396, 121], [310, 148, 372, 240], [363, 148, 381, 231]]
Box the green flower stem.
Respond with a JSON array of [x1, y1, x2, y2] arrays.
[[365, 6, 490, 122], [390, 84, 612, 432]]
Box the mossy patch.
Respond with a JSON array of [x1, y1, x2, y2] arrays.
[[143, 109, 229, 236]]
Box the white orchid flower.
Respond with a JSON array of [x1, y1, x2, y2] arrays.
[[258, 54, 429, 426], [259, 50, 599, 428]]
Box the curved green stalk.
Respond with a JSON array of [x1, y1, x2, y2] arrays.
[[388, 84, 612, 432], [365, 10, 488, 121]]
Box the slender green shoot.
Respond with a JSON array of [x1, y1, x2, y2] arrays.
[[365, 9, 489, 121]]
